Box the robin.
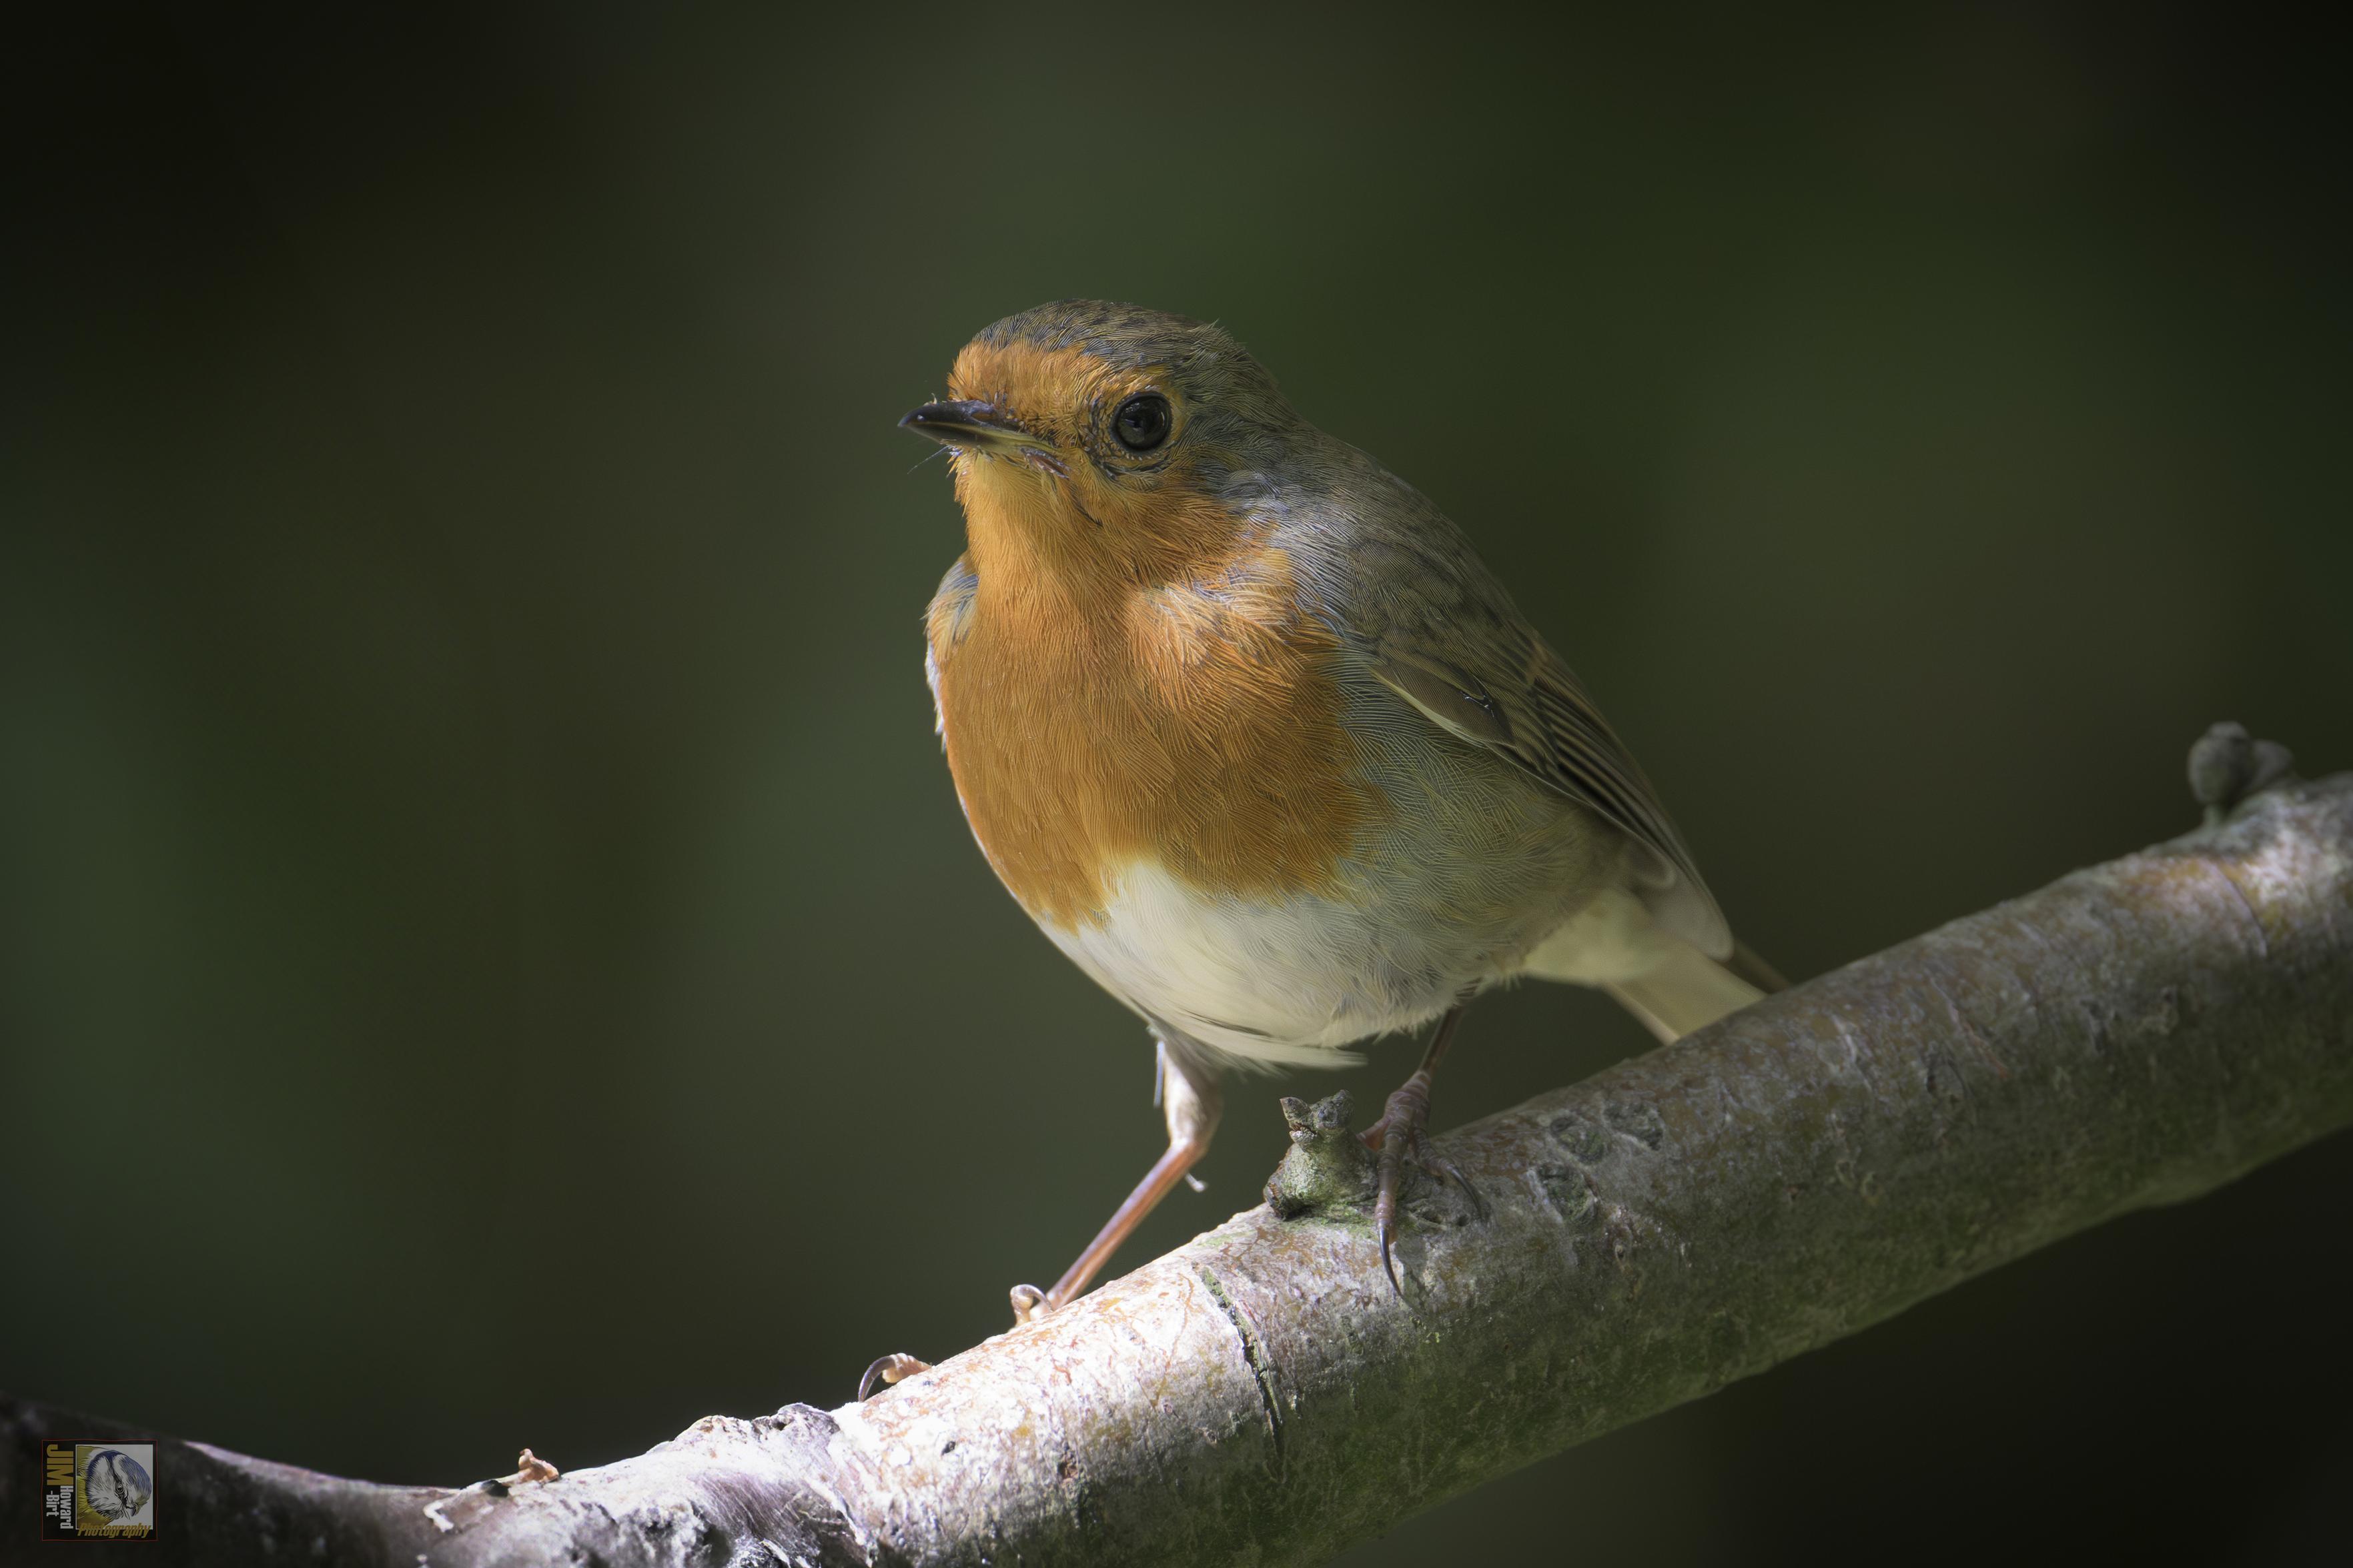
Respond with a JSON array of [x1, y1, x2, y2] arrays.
[[899, 299, 1779, 1325]]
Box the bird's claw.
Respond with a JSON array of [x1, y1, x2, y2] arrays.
[[1009, 1283, 1051, 1325], [1364, 1068, 1484, 1298], [494, 1448, 560, 1487], [857, 1352, 933, 1401], [1374, 1122, 1413, 1297], [1431, 1153, 1488, 1219]]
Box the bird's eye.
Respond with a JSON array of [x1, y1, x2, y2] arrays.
[[1111, 393, 1173, 453]]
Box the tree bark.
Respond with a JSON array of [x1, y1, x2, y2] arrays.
[[6, 758, 2348, 1568]]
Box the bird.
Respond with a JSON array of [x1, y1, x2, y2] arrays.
[[899, 299, 1778, 1325]]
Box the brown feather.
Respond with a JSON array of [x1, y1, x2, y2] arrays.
[[927, 353, 1382, 929]]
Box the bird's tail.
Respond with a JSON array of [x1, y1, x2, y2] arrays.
[[1602, 938, 1783, 1046]]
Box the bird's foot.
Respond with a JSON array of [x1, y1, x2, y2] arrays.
[[857, 1352, 933, 1401], [1360, 1071, 1485, 1297], [494, 1449, 560, 1487], [1008, 1284, 1051, 1325]]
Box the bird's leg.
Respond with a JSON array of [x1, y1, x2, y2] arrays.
[[1010, 1034, 1223, 1325], [1360, 1002, 1482, 1296]]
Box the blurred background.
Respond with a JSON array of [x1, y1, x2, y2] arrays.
[[4, 4, 2348, 1561]]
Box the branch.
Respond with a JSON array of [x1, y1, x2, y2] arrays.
[[7, 739, 2349, 1568]]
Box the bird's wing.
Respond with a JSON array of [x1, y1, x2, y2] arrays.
[[923, 554, 979, 739], [1351, 533, 1733, 959]]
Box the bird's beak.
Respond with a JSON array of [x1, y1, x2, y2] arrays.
[[897, 400, 1051, 453]]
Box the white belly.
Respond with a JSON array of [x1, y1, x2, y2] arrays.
[[1040, 850, 1694, 1071], [1042, 858, 1506, 1068]]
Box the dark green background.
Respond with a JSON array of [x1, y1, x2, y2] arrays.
[[5, 6, 2348, 1562]]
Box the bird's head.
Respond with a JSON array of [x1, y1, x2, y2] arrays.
[[901, 301, 1300, 584]]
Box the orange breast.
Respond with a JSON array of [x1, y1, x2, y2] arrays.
[[931, 537, 1382, 932]]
